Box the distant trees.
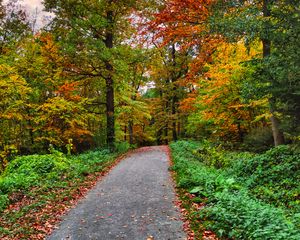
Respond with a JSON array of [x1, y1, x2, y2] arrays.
[[144, 0, 216, 144], [143, 45, 190, 144]]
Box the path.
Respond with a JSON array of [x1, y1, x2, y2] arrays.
[[48, 146, 186, 240]]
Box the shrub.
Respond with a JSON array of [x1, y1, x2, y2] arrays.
[[115, 141, 131, 153], [0, 144, 129, 212], [242, 126, 274, 152], [170, 141, 300, 239], [202, 192, 300, 240], [192, 141, 233, 168], [0, 154, 70, 194], [0, 194, 8, 212], [231, 145, 300, 208]]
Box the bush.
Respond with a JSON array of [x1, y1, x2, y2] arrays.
[[0, 154, 70, 193], [115, 141, 131, 153], [192, 140, 234, 168], [68, 149, 115, 177], [0, 194, 8, 212], [170, 141, 300, 239], [231, 145, 300, 208], [243, 126, 274, 152], [0, 145, 128, 212], [202, 192, 300, 240]]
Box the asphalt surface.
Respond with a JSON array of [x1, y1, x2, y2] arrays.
[[47, 146, 186, 240]]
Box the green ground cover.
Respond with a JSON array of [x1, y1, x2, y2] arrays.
[[0, 143, 130, 239], [170, 140, 300, 239]]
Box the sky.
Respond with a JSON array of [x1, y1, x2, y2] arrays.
[[22, 0, 43, 9], [4, 0, 44, 12], [4, 0, 52, 30]]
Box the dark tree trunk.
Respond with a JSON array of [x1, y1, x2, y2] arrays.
[[177, 121, 181, 138], [128, 120, 134, 145], [105, 63, 115, 150], [157, 128, 163, 145], [104, 7, 115, 151], [29, 126, 34, 145], [124, 125, 127, 142], [237, 121, 244, 142], [164, 127, 169, 145], [156, 90, 163, 145], [171, 44, 178, 141], [172, 105, 177, 141], [164, 100, 169, 145], [262, 0, 284, 146], [172, 93, 178, 141], [128, 88, 137, 146]]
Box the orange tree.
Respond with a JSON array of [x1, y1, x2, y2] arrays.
[[144, 0, 222, 141]]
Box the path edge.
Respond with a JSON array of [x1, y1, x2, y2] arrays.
[[45, 148, 137, 238], [163, 145, 193, 240]]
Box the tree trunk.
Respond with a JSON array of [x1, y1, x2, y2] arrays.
[[171, 44, 178, 141], [164, 127, 169, 145], [177, 121, 181, 138], [128, 120, 134, 145], [172, 100, 177, 141], [104, 7, 115, 151], [237, 121, 244, 142], [105, 63, 115, 150], [124, 125, 127, 142], [269, 100, 285, 146], [157, 128, 162, 145], [164, 100, 169, 145], [262, 0, 284, 146]]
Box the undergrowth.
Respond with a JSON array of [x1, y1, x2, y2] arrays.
[[170, 140, 300, 240], [0, 143, 130, 238]]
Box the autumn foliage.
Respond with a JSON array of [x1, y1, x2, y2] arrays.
[[148, 0, 221, 78], [0, 0, 299, 239]]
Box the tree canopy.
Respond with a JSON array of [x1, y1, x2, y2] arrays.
[[0, 0, 298, 160]]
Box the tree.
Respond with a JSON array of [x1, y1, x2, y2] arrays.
[[0, 0, 30, 54], [0, 63, 32, 168], [115, 49, 152, 145], [209, 0, 300, 145], [142, 44, 190, 144], [43, 0, 139, 150], [188, 41, 265, 142], [142, 0, 224, 143], [35, 95, 93, 150], [147, 0, 221, 79]]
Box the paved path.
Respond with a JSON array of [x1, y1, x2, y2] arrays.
[[48, 146, 186, 240]]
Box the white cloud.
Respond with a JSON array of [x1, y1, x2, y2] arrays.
[[4, 0, 53, 31], [3, 0, 43, 10], [4, 0, 43, 11]]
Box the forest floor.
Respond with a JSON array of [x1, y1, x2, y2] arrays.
[[47, 146, 186, 240]]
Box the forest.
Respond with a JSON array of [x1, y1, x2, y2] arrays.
[[0, 0, 299, 239]]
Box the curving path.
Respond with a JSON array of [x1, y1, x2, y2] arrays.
[[47, 146, 186, 240]]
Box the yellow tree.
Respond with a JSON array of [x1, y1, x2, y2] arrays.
[[0, 64, 32, 169], [188, 41, 266, 142]]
